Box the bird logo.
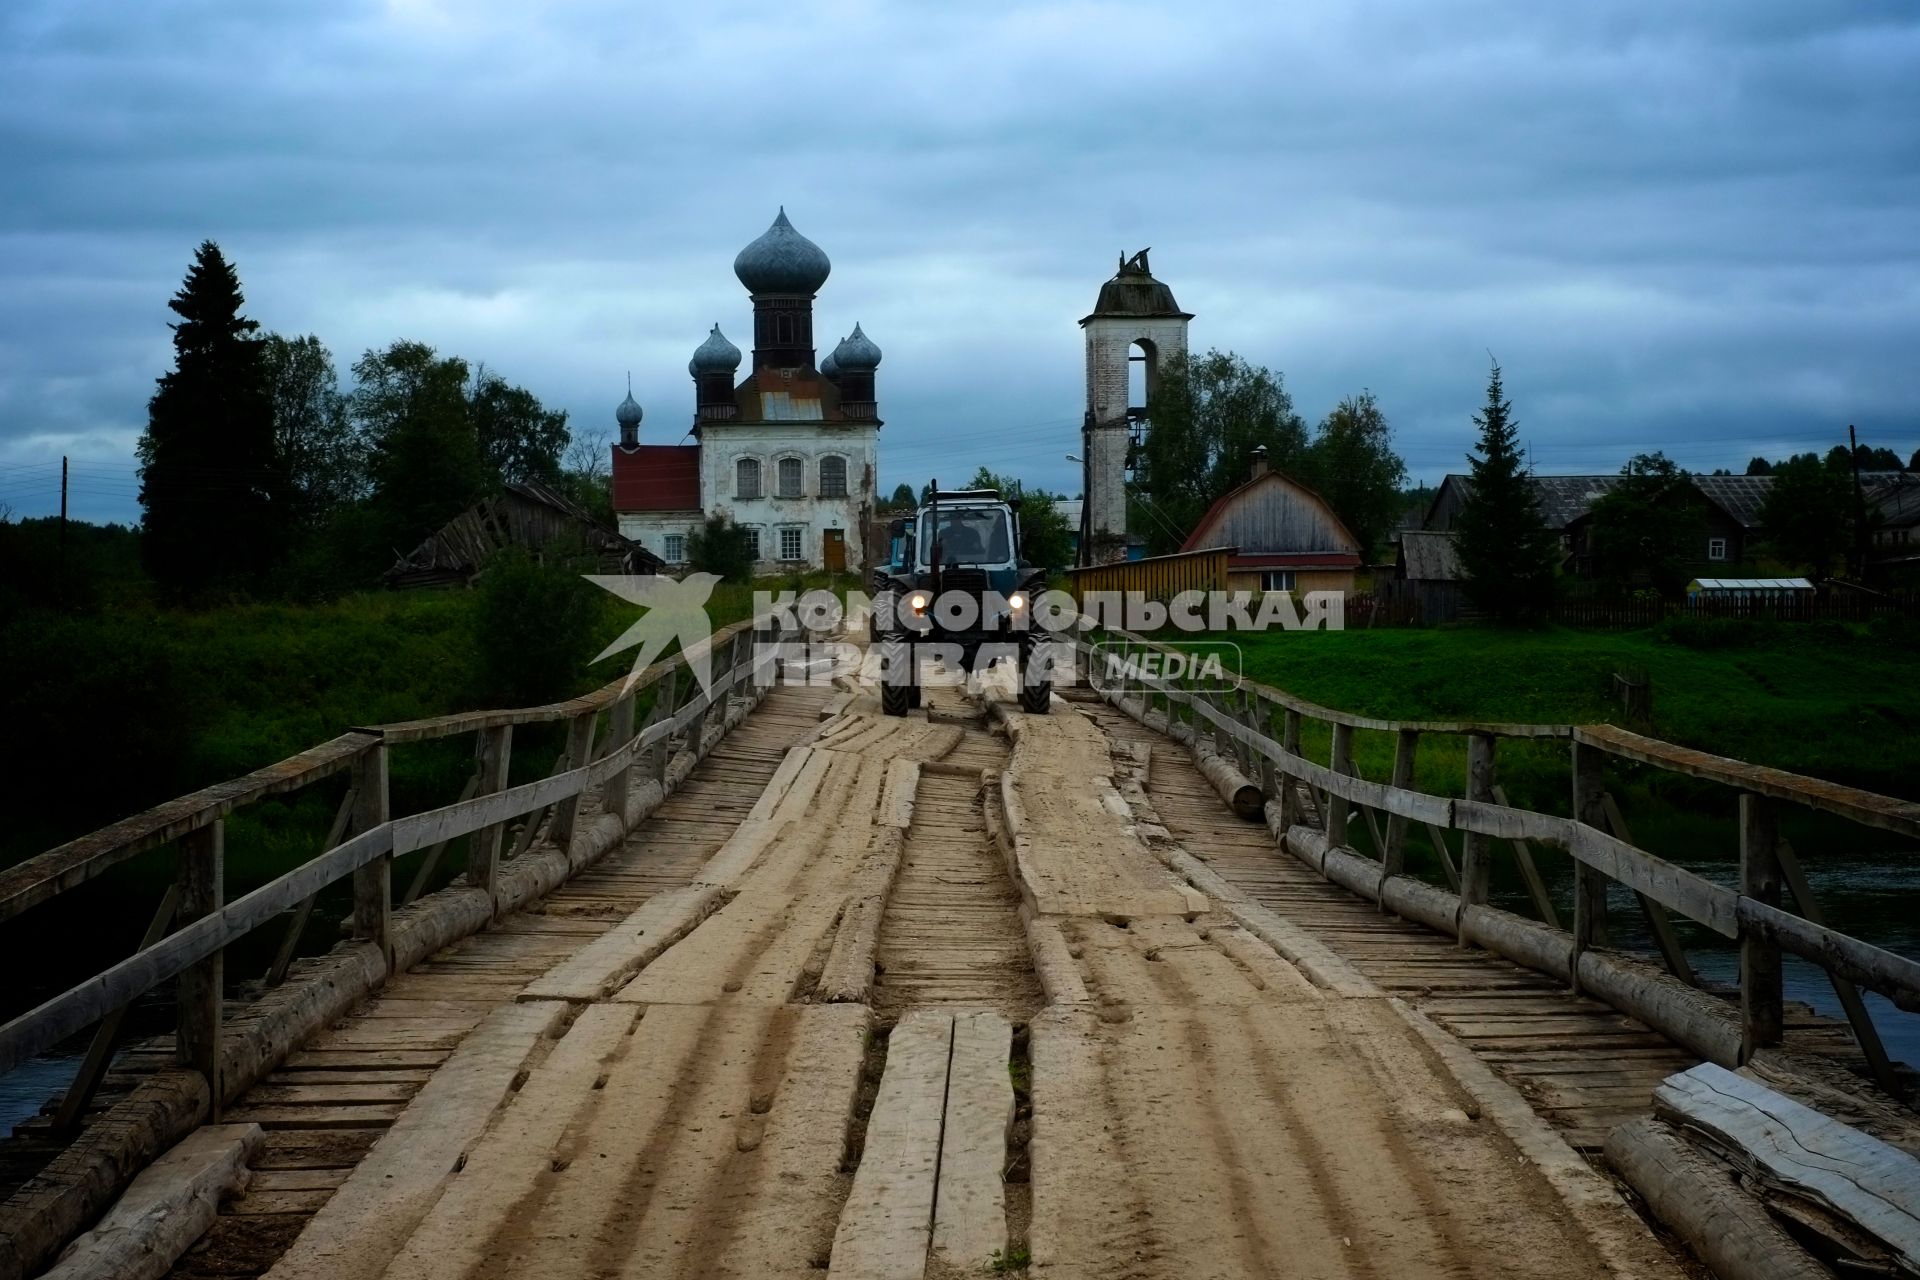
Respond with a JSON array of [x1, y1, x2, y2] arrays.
[[587, 572, 725, 696]]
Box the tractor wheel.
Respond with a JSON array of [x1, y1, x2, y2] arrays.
[[1018, 632, 1052, 715], [880, 637, 912, 718]]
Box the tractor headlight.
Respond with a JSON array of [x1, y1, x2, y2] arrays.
[[1008, 592, 1027, 612], [907, 591, 929, 614]]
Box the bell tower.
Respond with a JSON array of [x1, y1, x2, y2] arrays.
[[1080, 249, 1192, 563]]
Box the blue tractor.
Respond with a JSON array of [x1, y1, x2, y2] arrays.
[[871, 481, 1053, 716]]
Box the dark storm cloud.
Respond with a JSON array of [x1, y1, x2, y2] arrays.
[[2, 0, 1916, 523]]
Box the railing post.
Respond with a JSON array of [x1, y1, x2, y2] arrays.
[[551, 708, 599, 852], [468, 724, 513, 910], [1457, 733, 1495, 938], [1247, 694, 1276, 799], [603, 694, 636, 826], [1740, 792, 1783, 1060], [1326, 722, 1353, 849], [1278, 708, 1303, 830], [1570, 740, 1611, 987], [1381, 728, 1418, 883], [176, 821, 222, 1113], [651, 669, 682, 785], [351, 742, 392, 974]]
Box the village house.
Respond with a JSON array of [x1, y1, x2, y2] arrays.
[[1423, 472, 1769, 573], [610, 209, 880, 573], [387, 478, 659, 589], [1179, 448, 1363, 594]]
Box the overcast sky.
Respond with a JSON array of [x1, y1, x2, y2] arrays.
[[2, 0, 1916, 524]]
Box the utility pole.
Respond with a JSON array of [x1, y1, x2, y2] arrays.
[[1846, 424, 1867, 581], [59, 455, 68, 597]]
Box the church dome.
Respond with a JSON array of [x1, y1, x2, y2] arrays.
[[829, 322, 879, 372], [820, 341, 843, 380], [615, 388, 643, 427], [832, 322, 881, 371], [733, 208, 831, 295], [688, 324, 742, 376]]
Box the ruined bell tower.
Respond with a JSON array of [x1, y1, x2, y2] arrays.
[[1079, 249, 1192, 564]]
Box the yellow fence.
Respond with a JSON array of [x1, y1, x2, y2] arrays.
[[1064, 545, 1232, 603]]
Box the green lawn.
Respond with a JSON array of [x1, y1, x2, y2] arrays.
[[1158, 618, 1920, 868]]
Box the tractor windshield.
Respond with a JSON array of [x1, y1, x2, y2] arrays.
[[919, 506, 1012, 568]]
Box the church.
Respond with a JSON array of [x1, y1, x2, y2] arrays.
[[610, 210, 881, 573]]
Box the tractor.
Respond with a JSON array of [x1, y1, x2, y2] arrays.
[[871, 481, 1053, 716]]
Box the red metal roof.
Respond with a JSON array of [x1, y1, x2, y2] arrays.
[[612, 444, 701, 512]]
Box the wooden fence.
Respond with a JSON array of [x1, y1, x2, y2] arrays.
[[0, 612, 801, 1280], [1063, 546, 1231, 604], [1551, 592, 1920, 629], [1075, 625, 1920, 1095]]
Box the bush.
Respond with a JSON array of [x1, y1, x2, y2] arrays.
[[687, 514, 755, 584], [1652, 616, 1776, 651], [474, 548, 604, 707]]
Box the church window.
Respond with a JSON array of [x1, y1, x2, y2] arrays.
[[742, 527, 762, 559], [819, 455, 847, 498], [780, 527, 804, 561], [778, 457, 804, 497], [736, 457, 762, 500], [664, 533, 685, 563]]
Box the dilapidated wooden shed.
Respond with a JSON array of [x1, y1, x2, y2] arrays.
[[387, 479, 661, 589]]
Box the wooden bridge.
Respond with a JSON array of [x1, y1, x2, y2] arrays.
[[0, 616, 1915, 1280]]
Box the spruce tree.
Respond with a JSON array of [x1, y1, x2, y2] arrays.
[[1452, 363, 1558, 622], [137, 241, 285, 595]]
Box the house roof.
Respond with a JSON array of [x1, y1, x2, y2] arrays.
[[1866, 472, 1920, 528], [1180, 469, 1361, 556], [612, 444, 702, 512], [1430, 471, 1778, 532], [1688, 474, 1774, 528], [388, 479, 658, 586], [1397, 530, 1463, 581], [1688, 577, 1814, 592]]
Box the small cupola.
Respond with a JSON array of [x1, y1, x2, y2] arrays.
[[689, 324, 741, 422], [615, 376, 643, 448], [831, 323, 881, 418]]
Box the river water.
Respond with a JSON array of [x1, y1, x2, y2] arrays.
[[1494, 849, 1920, 1067]]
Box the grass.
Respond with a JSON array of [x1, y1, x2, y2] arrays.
[[1152, 617, 1920, 873], [987, 1246, 1032, 1272]]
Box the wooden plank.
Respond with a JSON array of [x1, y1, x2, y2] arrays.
[[0, 733, 373, 924], [1654, 1063, 1920, 1271], [931, 1012, 1013, 1272], [1457, 734, 1495, 916], [1578, 723, 1920, 841], [831, 1010, 952, 1278], [262, 1000, 571, 1280], [351, 745, 392, 974], [1493, 783, 1559, 929]]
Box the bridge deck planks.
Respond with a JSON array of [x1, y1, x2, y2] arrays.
[[154, 681, 831, 1280], [1079, 698, 1890, 1155]]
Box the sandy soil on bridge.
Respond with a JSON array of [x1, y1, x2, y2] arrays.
[[254, 684, 1676, 1280]]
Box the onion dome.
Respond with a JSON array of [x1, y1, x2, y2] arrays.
[[820, 339, 844, 380], [688, 324, 742, 376], [615, 385, 643, 428], [832, 322, 882, 372], [732, 207, 831, 295]]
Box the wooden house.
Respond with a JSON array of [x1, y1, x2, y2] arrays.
[[1180, 451, 1362, 594], [388, 479, 661, 589]]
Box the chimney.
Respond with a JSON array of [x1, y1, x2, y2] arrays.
[[1250, 445, 1270, 480]]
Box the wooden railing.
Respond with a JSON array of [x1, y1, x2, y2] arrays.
[[1063, 545, 1232, 603], [0, 612, 798, 1116], [1074, 625, 1920, 1095]]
